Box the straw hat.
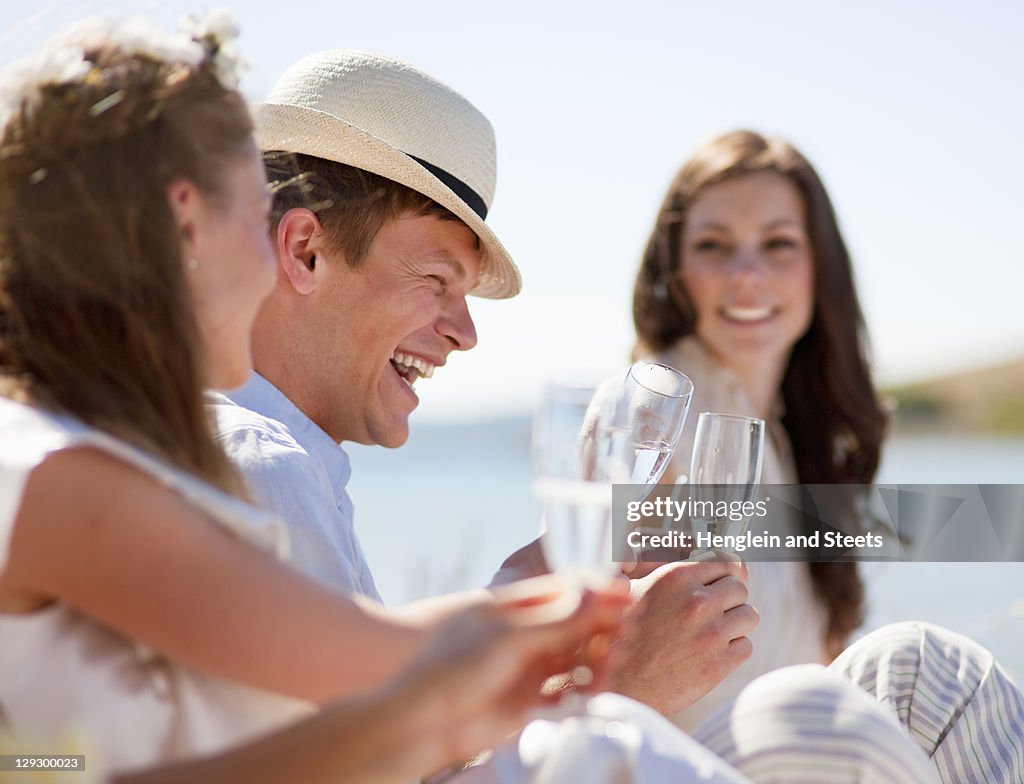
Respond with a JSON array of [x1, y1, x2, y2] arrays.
[[254, 49, 521, 299]]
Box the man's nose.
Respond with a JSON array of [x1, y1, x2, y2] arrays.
[[438, 296, 478, 351]]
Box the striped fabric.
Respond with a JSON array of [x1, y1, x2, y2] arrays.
[[833, 622, 1024, 784], [458, 623, 1023, 783], [693, 664, 941, 783]]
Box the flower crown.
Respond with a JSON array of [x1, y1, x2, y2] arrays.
[[0, 10, 246, 134]]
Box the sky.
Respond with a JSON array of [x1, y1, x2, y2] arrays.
[[3, 0, 1022, 421]]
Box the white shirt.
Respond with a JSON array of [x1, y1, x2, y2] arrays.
[[210, 374, 381, 602], [646, 338, 829, 733], [0, 397, 312, 778]]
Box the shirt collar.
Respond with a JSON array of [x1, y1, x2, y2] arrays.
[[224, 373, 352, 494]]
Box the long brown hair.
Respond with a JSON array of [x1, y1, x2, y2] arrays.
[[0, 40, 254, 497], [633, 130, 888, 651]]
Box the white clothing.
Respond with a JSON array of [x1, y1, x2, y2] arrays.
[[458, 693, 754, 784], [210, 373, 380, 601], [644, 337, 829, 732], [463, 622, 1024, 783], [0, 397, 314, 778], [461, 669, 938, 784], [833, 622, 1024, 784], [693, 664, 939, 783]]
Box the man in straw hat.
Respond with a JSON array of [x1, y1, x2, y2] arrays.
[[209, 49, 756, 717]]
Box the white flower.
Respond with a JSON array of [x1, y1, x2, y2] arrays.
[[211, 40, 247, 90], [179, 8, 240, 43], [0, 40, 89, 132], [178, 9, 246, 89], [39, 45, 92, 85], [0, 10, 246, 138], [65, 16, 204, 69]]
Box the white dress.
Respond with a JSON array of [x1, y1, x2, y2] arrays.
[[0, 397, 314, 779], [643, 338, 829, 732]]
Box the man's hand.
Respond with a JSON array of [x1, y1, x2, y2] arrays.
[[609, 560, 757, 715]]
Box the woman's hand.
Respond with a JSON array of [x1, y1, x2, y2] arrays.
[[398, 575, 631, 765]]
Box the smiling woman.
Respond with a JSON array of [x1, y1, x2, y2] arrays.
[[632, 129, 889, 731], [678, 170, 815, 401]]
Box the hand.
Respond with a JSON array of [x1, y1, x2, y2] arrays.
[[609, 560, 758, 715], [489, 536, 551, 586], [619, 535, 694, 580], [399, 575, 630, 764]]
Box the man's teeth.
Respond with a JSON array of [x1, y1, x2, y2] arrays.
[[391, 351, 436, 382], [723, 306, 774, 322]]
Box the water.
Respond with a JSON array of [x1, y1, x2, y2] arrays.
[[348, 423, 1024, 680]]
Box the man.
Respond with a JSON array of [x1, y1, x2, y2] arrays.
[[209, 49, 755, 716]]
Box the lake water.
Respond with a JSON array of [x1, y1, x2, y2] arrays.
[[348, 423, 1024, 680]]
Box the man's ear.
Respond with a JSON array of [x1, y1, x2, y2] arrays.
[[276, 208, 323, 295]]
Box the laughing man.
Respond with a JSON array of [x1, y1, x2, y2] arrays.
[[209, 49, 756, 716]]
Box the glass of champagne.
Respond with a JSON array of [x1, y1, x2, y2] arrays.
[[533, 380, 624, 587], [616, 361, 693, 485], [579, 361, 693, 484], [542, 362, 693, 572], [532, 366, 690, 713], [687, 412, 765, 559]]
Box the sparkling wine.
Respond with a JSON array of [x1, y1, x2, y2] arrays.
[[630, 439, 674, 485], [535, 478, 615, 580]]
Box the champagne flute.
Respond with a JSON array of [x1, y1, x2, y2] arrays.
[[579, 361, 693, 484], [533, 380, 623, 587], [687, 412, 765, 560], [531, 379, 627, 714], [534, 361, 695, 590], [531, 367, 690, 713]]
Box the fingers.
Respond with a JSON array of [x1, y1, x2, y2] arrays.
[[725, 633, 754, 665], [491, 588, 624, 664], [722, 601, 759, 639], [490, 573, 566, 608], [653, 556, 748, 586], [706, 573, 749, 612]]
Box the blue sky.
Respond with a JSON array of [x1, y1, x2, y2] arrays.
[[4, 0, 1022, 420]]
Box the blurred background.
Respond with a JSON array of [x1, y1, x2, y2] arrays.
[[4, 0, 1022, 674]]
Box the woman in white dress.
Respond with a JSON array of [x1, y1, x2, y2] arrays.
[[631, 130, 889, 730], [0, 16, 626, 781]]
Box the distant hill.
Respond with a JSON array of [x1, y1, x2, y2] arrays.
[[886, 356, 1024, 434]]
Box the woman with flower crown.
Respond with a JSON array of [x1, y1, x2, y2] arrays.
[[0, 14, 629, 781]]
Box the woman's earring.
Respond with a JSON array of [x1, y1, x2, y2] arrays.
[[653, 280, 669, 301], [187, 258, 200, 271]]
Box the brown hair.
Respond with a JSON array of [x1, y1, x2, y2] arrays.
[[0, 42, 254, 497], [263, 151, 471, 265], [633, 130, 888, 652]]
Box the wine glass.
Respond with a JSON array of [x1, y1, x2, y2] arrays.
[[536, 362, 694, 579], [608, 360, 693, 486], [531, 365, 691, 712], [687, 412, 765, 560], [533, 379, 623, 587]]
